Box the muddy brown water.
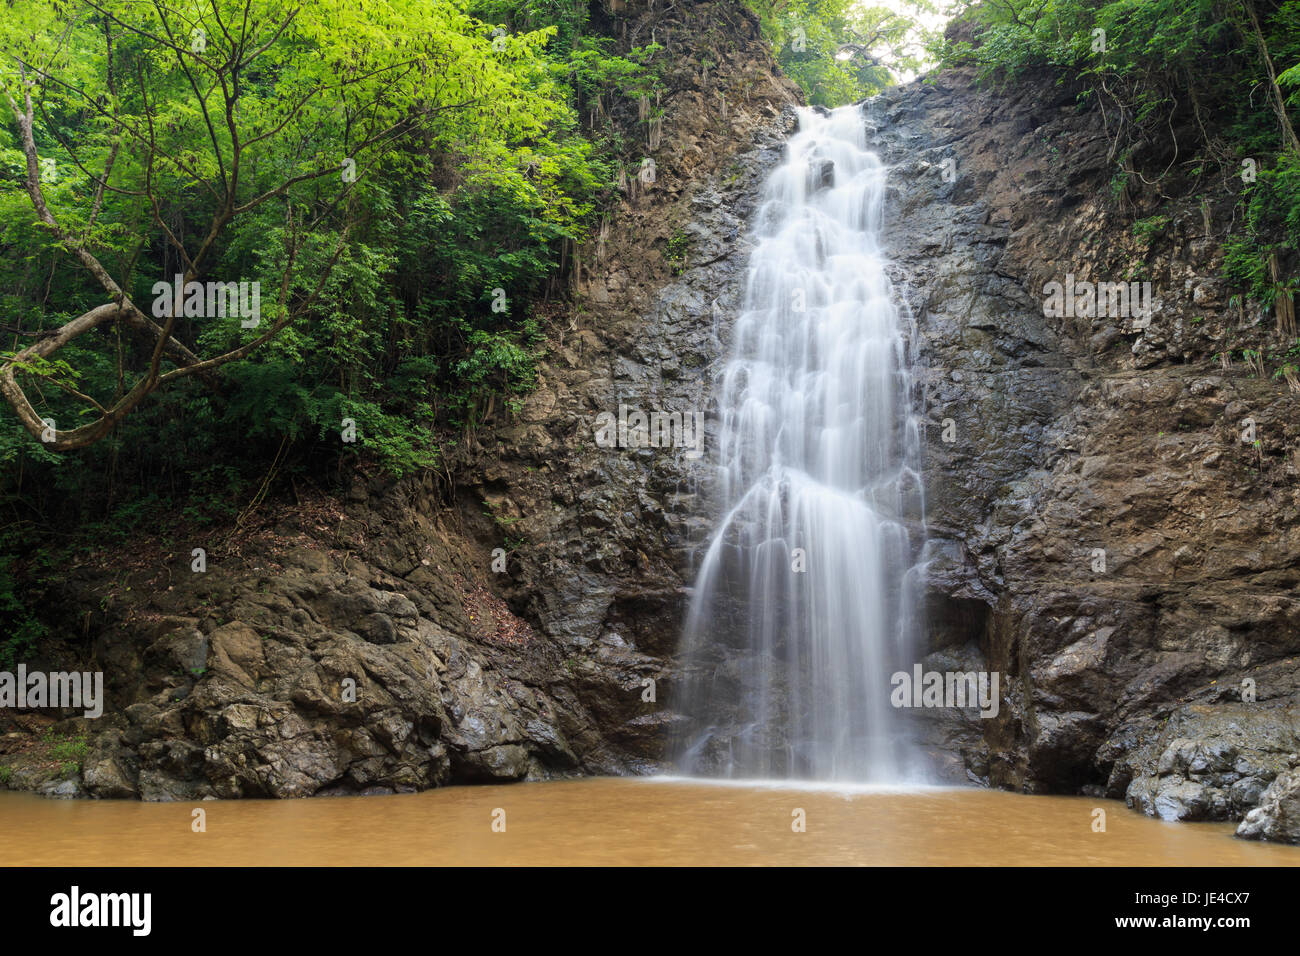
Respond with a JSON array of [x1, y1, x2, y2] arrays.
[[2, 778, 1297, 866]]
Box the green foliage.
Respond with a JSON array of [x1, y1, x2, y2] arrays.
[[1132, 215, 1170, 239], [938, 0, 1300, 311], [41, 731, 89, 777], [747, 0, 938, 106], [0, 0, 608, 471], [0, 552, 46, 670], [935, 0, 1232, 83], [665, 228, 692, 274], [470, 0, 665, 175], [1224, 152, 1300, 304], [0, 0, 670, 541], [0, 0, 688, 621], [48, 734, 89, 764]]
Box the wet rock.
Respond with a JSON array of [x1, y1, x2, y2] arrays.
[[1107, 703, 1299, 825], [39, 778, 84, 799], [810, 158, 835, 192], [1237, 769, 1300, 844], [82, 732, 139, 799], [460, 744, 531, 781], [870, 61, 1300, 834]]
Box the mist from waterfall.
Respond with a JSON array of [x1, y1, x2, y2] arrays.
[[674, 104, 926, 783]]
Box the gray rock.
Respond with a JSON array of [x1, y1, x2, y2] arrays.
[[1237, 769, 1300, 844]]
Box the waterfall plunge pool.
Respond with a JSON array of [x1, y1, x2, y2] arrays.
[[2, 778, 1295, 866]]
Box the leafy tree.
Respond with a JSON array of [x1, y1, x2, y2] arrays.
[[0, 0, 593, 450], [0, 0, 666, 643], [747, 0, 941, 105]]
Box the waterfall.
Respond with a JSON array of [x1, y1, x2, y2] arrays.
[[674, 104, 926, 783]]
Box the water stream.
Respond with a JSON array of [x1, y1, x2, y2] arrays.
[[676, 104, 925, 781]]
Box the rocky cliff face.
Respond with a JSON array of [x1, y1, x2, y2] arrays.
[[870, 65, 1300, 841]]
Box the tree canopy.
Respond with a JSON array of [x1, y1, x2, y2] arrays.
[[747, 0, 943, 106], [0, 0, 615, 457]]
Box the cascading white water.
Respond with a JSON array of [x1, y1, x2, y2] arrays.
[[675, 104, 925, 783]]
